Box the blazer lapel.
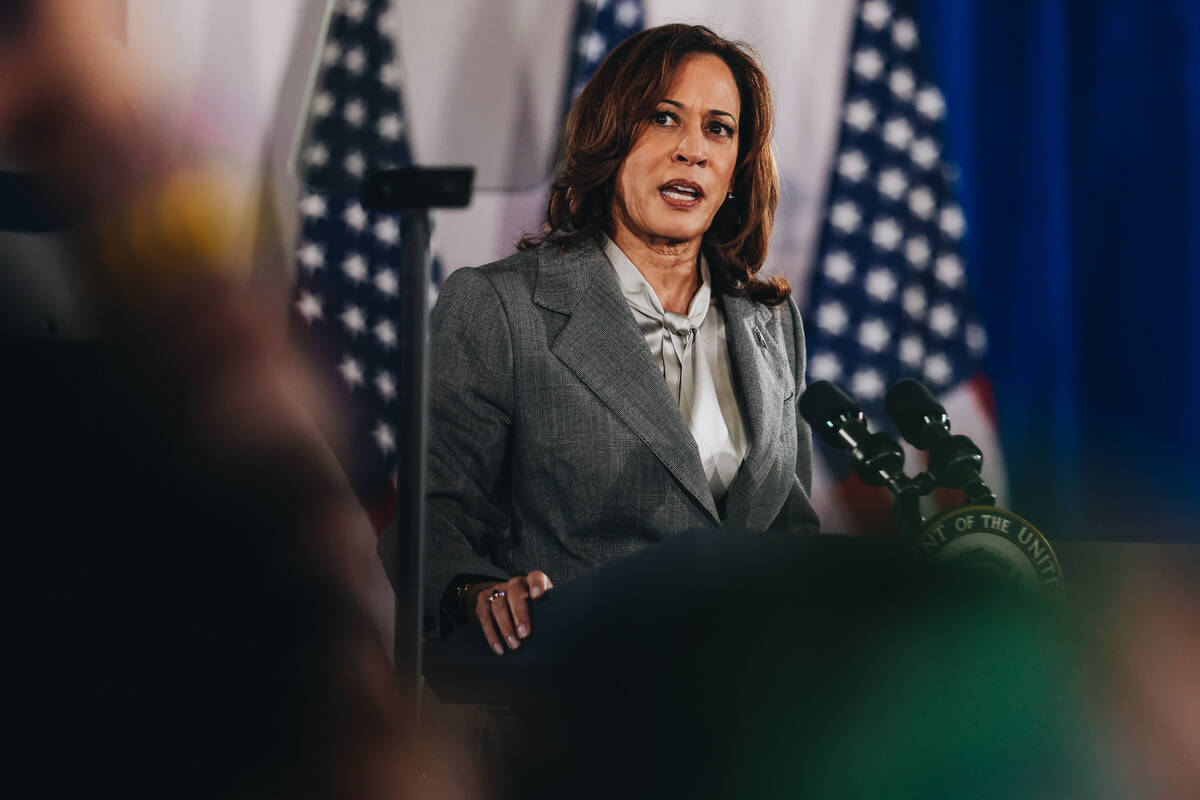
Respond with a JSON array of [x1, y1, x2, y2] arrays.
[[533, 239, 720, 524], [721, 294, 795, 528]]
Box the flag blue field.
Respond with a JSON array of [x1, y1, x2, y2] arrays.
[[566, 0, 645, 106], [289, 0, 413, 532]]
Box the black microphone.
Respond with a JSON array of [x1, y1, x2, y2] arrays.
[[799, 380, 930, 536], [798, 381, 904, 491], [884, 379, 994, 505]]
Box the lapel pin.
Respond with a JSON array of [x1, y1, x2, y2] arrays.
[[753, 326, 767, 348]]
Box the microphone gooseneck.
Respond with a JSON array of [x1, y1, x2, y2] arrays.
[[884, 379, 995, 505]]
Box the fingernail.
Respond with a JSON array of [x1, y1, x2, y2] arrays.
[[518, 624, 529, 638], [492, 643, 504, 656], [507, 636, 519, 649], [530, 588, 542, 599]]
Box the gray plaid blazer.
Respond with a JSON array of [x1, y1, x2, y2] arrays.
[[422, 236, 820, 619]]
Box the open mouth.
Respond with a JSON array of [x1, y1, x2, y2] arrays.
[[659, 181, 704, 205]]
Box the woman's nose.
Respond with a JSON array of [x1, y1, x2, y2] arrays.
[[672, 124, 708, 166]]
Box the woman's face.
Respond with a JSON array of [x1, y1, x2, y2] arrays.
[[611, 53, 741, 251]]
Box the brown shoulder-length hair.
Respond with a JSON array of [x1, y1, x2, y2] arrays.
[[518, 24, 790, 305]]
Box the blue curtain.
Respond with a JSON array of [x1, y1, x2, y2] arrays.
[[918, 0, 1200, 541]]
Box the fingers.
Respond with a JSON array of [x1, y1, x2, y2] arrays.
[[474, 589, 505, 656], [505, 586, 532, 642], [490, 586, 521, 651], [527, 570, 554, 599]]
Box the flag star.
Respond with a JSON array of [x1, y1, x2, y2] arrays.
[[378, 113, 404, 140], [917, 86, 946, 120], [935, 253, 965, 287], [344, 99, 365, 127], [862, 0, 892, 29], [344, 202, 368, 230], [824, 251, 855, 284], [304, 143, 329, 167], [883, 117, 914, 150], [889, 68, 916, 100], [893, 17, 919, 50], [615, 0, 641, 27], [871, 217, 903, 251], [322, 42, 342, 66], [899, 334, 924, 365], [373, 268, 399, 297], [831, 201, 861, 233], [343, 47, 367, 74], [338, 355, 365, 388], [374, 217, 400, 245], [852, 368, 886, 400], [372, 421, 396, 455], [377, 5, 399, 32], [923, 353, 951, 385], [301, 194, 327, 218], [381, 60, 404, 89], [294, 291, 324, 324], [342, 0, 368, 21], [311, 91, 335, 117], [963, 325, 985, 358], [910, 137, 939, 170], [928, 303, 959, 337], [877, 168, 908, 200], [865, 269, 898, 301], [816, 301, 850, 335], [838, 150, 870, 182], [906, 236, 931, 268], [903, 286, 927, 317], [809, 352, 843, 382], [340, 305, 367, 335], [345, 151, 366, 175], [858, 318, 891, 351], [853, 48, 884, 81], [342, 253, 368, 283], [297, 242, 325, 271], [908, 186, 935, 219], [940, 205, 967, 238], [845, 98, 876, 131], [373, 319, 397, 348], [375, 371, 397, 401], [581, 31, 607, 63]]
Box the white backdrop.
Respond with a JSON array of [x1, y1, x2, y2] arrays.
[[123, 0, 857, 301]]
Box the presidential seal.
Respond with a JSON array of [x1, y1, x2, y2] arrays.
[[916, 506, 1063, 595]]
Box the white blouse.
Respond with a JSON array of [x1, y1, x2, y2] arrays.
[[602, 235, 749, 498]]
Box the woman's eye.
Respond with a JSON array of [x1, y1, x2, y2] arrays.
[[708, 121, 734, 137], [651, 110, 676, 126]]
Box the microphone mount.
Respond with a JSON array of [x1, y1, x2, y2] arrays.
[[799, 381, 932, 538], [884, 380, 995, 506]]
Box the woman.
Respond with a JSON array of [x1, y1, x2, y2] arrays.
[[426, 24, 820, 655]]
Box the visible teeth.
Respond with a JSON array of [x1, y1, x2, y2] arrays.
[[663, 190, 696, 201]]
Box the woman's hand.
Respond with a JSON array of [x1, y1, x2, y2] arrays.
[[468, 571, 553, 655]]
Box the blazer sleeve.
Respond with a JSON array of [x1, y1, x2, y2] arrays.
[[786, 296, 814, 498], [769, 296, 821, 532], [423, 267, 515, 624]]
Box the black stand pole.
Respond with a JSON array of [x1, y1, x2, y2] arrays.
[[361, 166, 473, 708], [392, 209, 431, 704]]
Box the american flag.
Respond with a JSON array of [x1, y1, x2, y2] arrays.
[[290, 0, 412, 532], [804, 0, 1003, 532], [566, 0, 644, 106]]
